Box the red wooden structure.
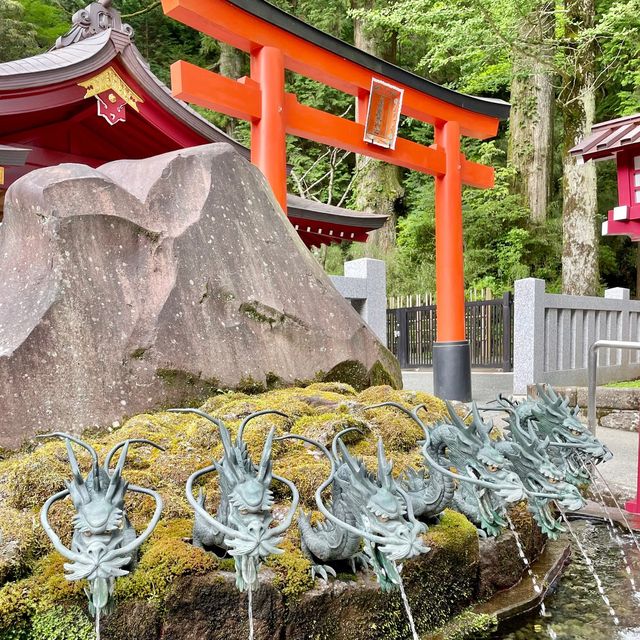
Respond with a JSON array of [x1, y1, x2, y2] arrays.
[[162, 0, 510, 399], [0, 0, 387, 247], [571, 113, 640, 240], [572, 114, 640, 514]]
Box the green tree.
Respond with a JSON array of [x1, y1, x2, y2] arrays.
[[0, 0, 39, 62]]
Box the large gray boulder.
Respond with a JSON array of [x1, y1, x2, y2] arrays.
[[0, 144, 399, 448]]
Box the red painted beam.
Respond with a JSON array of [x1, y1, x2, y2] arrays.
[[161, 0, 500, 140], [460, 155, 494, 190], [171, 60, 494, 187], [171, 60, 261, 121], [25, 146, 102, 168], [284, 93, 445, 177]]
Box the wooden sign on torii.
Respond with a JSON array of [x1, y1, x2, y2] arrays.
[[161, 0, 510, 401]]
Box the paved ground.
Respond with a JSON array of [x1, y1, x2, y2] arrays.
[[402, 368, 639, 509], [402, 368, 514, 402], [596, 425, 638, 502]]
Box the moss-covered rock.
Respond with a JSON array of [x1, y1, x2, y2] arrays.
[[0, 385, 543, 638]]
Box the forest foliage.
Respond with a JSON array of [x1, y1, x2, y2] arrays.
[[2, 0, 640, 295]]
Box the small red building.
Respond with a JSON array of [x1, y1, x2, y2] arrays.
[[0, 0, 387, 246], [571, 114, 640, 240]]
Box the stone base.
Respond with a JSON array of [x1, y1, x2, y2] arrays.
[[99, 518, 546, 640]]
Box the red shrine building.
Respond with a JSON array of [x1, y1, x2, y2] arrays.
[[0, 0, 387, 246], [571, 114, 640, 240]]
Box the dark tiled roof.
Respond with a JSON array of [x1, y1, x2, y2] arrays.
[[570, 114, 640, 161], [225, 0, 509, 121], [287, 195, 387, 230], [0, 30, 115, 87]]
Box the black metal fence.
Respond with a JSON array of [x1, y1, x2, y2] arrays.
[[387, 293, 513, 370]]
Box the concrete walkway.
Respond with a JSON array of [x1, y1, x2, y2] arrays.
[[596, 425, 638, 503], [402, 369, 513, 402]]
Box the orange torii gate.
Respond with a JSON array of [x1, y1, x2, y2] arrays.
[[161, 0, 510, 401]]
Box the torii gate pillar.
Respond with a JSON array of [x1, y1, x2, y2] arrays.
[[433, 120, 471, 400]]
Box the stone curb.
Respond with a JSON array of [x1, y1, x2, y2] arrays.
[[472, 537, 571, 623]]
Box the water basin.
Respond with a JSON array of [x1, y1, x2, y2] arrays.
[[493, 520, 640, 640]]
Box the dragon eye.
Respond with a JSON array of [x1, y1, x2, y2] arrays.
[[485, 464, 499, 472], [82, 530, 92, 538], [239, 507, 249, 515], [570, 428, 581, 436], [547, 477, 558, 484], [378, 514, 389, 522]]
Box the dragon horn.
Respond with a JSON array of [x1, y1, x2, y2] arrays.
[[336, 437, 361, 477], [37, 432, 101, 491], [218, 422, 242, 481], [376, 437, 393, 489], [536, 383, 549, 402], [237, 410, 289, 446], [63, 439, 84, 487], [104, 439, 165, 471], [445, 400, 468, 431], [471, 403, 491, 441], [257, 427, 275, 483], [106, 440, 129, 501], [331, 427, 364, 461], [65, 440, 90, 504]]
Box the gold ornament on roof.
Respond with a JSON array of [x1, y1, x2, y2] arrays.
[[79, 67, 142, 111]]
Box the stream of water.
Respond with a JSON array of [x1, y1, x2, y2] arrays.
[[248, 586, 254, 640], [397, 572, 420, 640], [492, 520, 640, 640]]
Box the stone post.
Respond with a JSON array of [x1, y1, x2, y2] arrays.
[[604, 287, 631, 366], [513, 278, 546, 394], [330, 258, 387, 346]]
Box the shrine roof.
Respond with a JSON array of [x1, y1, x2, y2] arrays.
[[287, 195, 387, 230], [570, 113, 640, 162], [0, 30, 115, 83], [0, 2, 387, 244], [213, 0, 510, 121]]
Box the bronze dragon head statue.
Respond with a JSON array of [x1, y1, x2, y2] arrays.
[[173, 408, 299, 592], [279, 426, 428, 592], [39, 433, 164, 621]]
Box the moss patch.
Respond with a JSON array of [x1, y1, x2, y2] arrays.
[[426, 610, 498, 640], [323, 360, 370, 391]]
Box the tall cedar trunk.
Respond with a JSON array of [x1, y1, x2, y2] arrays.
[[560, 0, 598, 295], [351, 1, 403, 254], [219, 43, 244, 137], [508, 2, 554, 223]]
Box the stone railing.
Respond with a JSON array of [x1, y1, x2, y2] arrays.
[[330, 258, 387, 347], [513, 278, 640, 394]]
